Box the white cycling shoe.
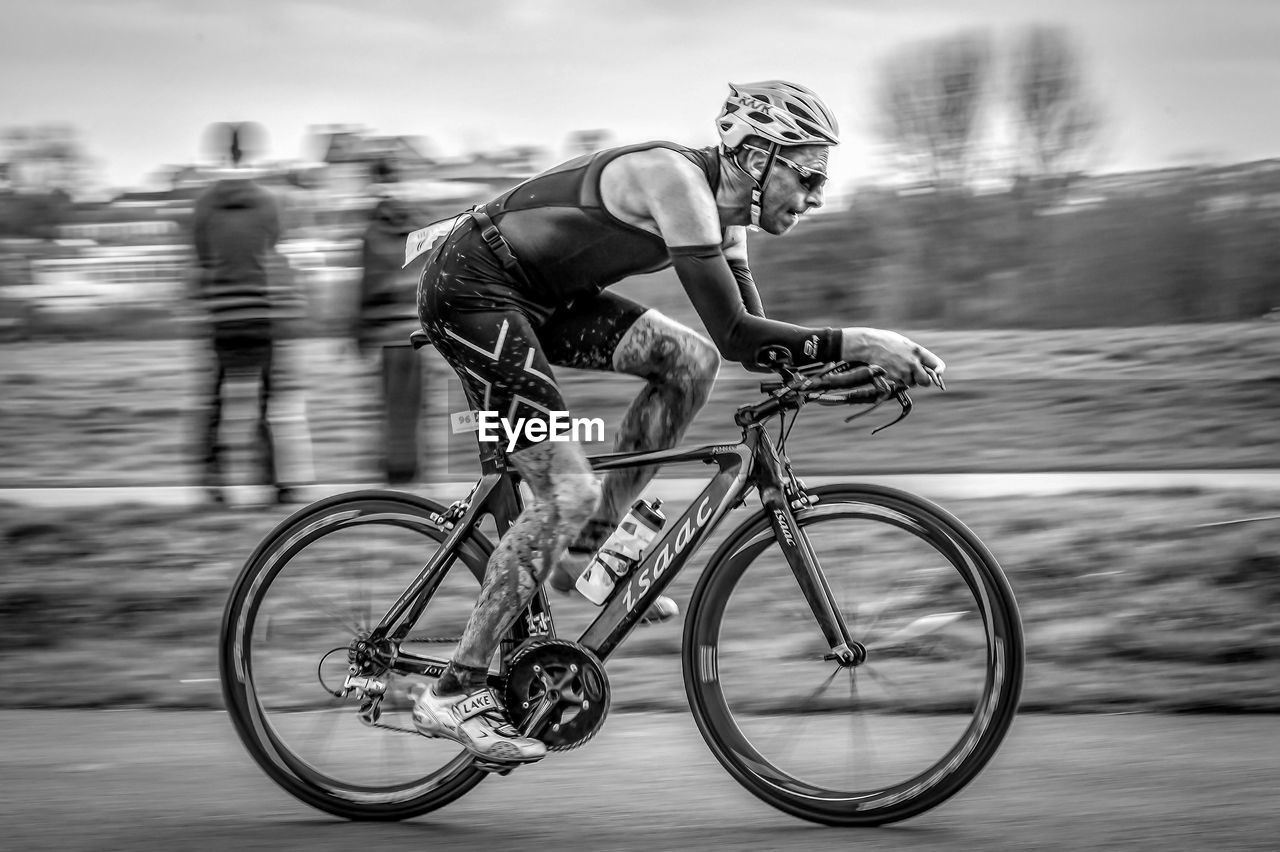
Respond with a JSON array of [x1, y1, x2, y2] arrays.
[[411, 683, 547, 764]]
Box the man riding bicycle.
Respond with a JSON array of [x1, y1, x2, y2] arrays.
[[411, 80, 945, 765]]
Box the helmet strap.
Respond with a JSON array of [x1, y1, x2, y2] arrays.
[[747, 143, 780, 229], [725, 143, 781, 229]]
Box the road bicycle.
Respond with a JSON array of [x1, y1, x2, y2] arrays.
[[219, 351, 1024, 826]]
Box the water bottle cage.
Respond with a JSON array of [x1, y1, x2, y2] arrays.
[[429, 489, 477, 530], [596, 546, 640, 578]]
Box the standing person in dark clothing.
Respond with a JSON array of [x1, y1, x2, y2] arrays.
[[356, 158, 431, 483], [192, 121, 296, 505]]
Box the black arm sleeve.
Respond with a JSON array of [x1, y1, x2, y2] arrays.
[[669, 244, 840, 367], [728, 258, 765, 318]]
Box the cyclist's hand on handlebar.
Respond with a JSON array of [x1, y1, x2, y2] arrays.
[[839, 327, 945, 388]]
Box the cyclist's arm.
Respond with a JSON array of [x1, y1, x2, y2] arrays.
[[630, 152, 840, 366], [723, 227, 765, 318]]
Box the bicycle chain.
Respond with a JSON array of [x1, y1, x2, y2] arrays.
[[367, 719, 419, 736], [402, 635, 462, 644]]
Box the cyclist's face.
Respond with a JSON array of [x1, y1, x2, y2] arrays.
[[757, 144, 829, 235]]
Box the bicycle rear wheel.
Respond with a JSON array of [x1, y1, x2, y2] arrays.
[[683, 484, 1023, 826], [219, 490, 504, 820]]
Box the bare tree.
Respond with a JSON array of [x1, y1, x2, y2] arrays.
[[1009, 25, 1101, 187], [873, 32, 996, 321], [876, 31, 993, 189], [1, 123, 97, 197]]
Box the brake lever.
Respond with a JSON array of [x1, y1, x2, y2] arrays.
[[842, 397, 888, 425], [843, 378, 912, 434], [871, 388, 913, 434]]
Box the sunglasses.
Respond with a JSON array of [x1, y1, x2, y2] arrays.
[[743, 145, 829, 192]]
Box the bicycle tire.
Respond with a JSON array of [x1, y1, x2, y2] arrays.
[[683, 483, 1024, 826], [219, 489, 508, 821]]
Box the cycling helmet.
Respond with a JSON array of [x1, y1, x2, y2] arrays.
[[716, 80, 840, 152]]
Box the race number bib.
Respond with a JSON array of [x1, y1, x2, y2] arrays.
[[450, 410, 482, 434], [404, 215, 464, 267]]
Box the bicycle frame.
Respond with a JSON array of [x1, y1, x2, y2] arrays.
[[373, 418, 863, 677]]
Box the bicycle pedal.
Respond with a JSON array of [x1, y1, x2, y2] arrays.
[[472, 759, 520, 776]]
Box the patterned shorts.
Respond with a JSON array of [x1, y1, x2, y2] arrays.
[[418, 240, 647, 453]]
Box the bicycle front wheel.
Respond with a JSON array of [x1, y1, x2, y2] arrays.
[[219, 490, 500, 821], [683, 484, 1023, 826]]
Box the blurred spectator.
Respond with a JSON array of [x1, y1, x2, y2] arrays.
[[192, 122, 306, 504], [355, 157, 430, 483]]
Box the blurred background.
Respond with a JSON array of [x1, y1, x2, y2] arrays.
[[0, 1, 1277, 715]]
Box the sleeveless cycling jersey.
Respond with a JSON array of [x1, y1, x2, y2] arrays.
[[475, 141, 719, 305], [419, 138, 842, 396]]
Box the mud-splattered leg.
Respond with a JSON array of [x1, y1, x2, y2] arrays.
[[449, 440, 600, 672], [577, 310, 720, 545]]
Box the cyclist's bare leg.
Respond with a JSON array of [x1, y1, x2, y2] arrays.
[[445, 439, 599, 678], [416, 442, 593, 762], [579, 310, 719, 541]]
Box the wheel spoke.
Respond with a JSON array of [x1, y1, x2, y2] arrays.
[[795, 666, 842, 712], [350, 557, 375, 632], [298, 705, 346, 765], [876, 611, 969, 646], [855, 582, 925, 645], [292, 584, 366, 637], [845, 669, 876, 784]]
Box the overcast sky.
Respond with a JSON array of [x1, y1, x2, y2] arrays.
[[3, 0, 1279, 189]]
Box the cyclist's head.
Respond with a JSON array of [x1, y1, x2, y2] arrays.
[[715, 80, 840, 153], [715, 81, 839, 230]]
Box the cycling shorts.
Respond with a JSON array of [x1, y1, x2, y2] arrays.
[[418, 227, 646, 453]]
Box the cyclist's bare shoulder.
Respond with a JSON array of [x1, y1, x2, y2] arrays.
[[600, 147, 718, 242]]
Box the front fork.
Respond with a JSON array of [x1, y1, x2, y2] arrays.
[[756, 436, 866, 668]]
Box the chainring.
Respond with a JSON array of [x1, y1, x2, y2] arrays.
[[502, 638, 610, 751]]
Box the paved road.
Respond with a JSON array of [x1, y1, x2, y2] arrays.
[[3, 470, 1279, 508], [1, 710, 1276, 852]]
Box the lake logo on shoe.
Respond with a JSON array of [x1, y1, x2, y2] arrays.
[[456, 690, 497, 719]]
